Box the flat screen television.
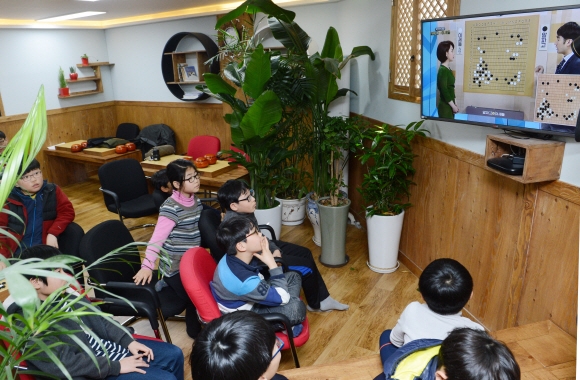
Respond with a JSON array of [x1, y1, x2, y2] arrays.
[[421, 5, 580, 139]]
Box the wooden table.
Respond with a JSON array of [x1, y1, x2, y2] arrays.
[[44, 148, 142, 187], [140, 155, 248, 193]]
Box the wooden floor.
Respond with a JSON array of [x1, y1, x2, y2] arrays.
[[62, 176, 576, 380]]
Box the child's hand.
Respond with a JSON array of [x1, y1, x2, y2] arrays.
[[133, 268, 153, 285], [119, 354, 149, 374], [254, 236, 277, 269], [46, 234, 59, 249], [128, 341, 154, 362]]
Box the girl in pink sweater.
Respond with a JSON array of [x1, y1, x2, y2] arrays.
[[133, 159, 203, 338]]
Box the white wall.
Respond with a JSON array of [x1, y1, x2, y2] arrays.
[[0, 29, 110, 115]]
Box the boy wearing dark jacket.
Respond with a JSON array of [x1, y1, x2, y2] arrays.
[[0, 159, 75, 258]]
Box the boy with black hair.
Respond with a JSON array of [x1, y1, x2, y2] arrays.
[[379, 258, 483, 361], [150, 168, 173, 209], [0, 158, 75, 258], [211, 216, 306, 331], [8, 245, 184, 380], [215, 179, 348, 312], [377, 328, 520, 380], [0, 130, 8, 154]]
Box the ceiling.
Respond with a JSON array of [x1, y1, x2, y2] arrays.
[[0, 0, 336, 29]]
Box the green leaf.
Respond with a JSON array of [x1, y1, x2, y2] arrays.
[[215, 0, 296, 29], [239, 90, 282, 139], [321, 27, 341, 60], [243, 45, 272, 99], [203, 73, 237, 96]]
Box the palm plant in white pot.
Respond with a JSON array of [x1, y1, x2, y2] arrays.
[[356, 120, 428, 273]]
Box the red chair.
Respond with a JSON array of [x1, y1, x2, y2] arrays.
[[187, 135, 221, 159], [180, 247, 310, 368]]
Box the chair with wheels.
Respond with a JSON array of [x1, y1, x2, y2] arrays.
[[187, 135, 221, 159], [116, 123, 140, 142], [98, 159, 157, 230], [79, 220, 186, 343], [180, 247, 309, 368]]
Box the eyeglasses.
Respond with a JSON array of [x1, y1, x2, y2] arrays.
[[236, 189, 255, 203], [272, 336, 284, 359], [184, 173, 200, 183], [246, 229, 260, 238], [21, 170, 42, 182]]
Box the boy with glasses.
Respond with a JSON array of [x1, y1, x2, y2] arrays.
[[211, 216, 306, 333], [0, 159, 75, 258], [214, 180, 349, 312]]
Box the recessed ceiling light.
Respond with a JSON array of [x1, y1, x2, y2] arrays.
[[37, 11, 106, 22]]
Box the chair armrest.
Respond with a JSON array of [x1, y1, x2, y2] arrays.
[[99, 187, 121, 212], [261, 312, 295, 338], [101, 297, 160, 330], [96, 281, 163, 309]]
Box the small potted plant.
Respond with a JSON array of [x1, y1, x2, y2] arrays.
[[58, 67, 69, 97], [69, 66, 78, 80], [356, 120, 428, 273], [81, 54, 89, 65]]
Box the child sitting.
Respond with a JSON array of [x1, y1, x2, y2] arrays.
[[379, 258, 483, 361], [8, 245, 184, 380], [214, 180, 348, 312], [190, 311, 288, 380], [133, 159, 203, 338], [211, 216, 306, 332], [0, 158, 75, 258], [150, 168, 173, 209], [378, 327, 520, 380]]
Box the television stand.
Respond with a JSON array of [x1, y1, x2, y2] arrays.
[[484, 134, 564, 183]]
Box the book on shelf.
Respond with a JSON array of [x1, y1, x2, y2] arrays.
[[182, 65, 199, 82], [177, 63, 187, 82], [182, 89, 203, 100]]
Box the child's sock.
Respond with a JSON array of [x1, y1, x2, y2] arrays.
[[307, 296, 349, 312]]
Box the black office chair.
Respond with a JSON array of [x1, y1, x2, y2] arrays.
[[56, 222, 85, 275], [98, 159, 157, 230], [116, 123, 140, 142], [79, 220, 185, 343]]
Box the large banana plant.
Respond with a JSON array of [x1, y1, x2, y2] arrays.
[[215, 0, 375, 199], [198, 44, 296, 209]]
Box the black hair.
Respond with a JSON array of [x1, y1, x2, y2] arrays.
[[0, 131, 6, 139], [216, 216, 257, 255], [556, 22, 580, 41], [190, 311, 276, 380], [166, 159, 197, 190], [437, 40, 455, 63], [418, 258, 473, 315], [150, 168, 170, 192], [21, 158, 41, 176], [439, 328, 520, 380], [18, 245, 61, 285], [217, 179, 250, 212]]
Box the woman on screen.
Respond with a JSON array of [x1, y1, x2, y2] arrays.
[[437, 41, 459, 119]]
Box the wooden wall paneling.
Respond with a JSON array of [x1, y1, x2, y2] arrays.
[[114, 102, 230, 156], [517, 191, 579, 337]]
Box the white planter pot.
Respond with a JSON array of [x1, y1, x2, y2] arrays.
[[275, 196, 307, 226], [306, 193, 321, 246], [366, 210, 405, 273], [254, 201, 282, 241]]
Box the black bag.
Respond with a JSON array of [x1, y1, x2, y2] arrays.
[[86, 137, 114, 148]]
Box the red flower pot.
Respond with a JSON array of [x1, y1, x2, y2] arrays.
[[69, 73, 78, 80], [59, 88, 70, 97], [81, 57, 89, 66]]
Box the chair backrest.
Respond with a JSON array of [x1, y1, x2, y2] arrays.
[[116, 123, 140, 141], [198, 208, 225, 262], [79, 220, 140, 291], [187, 135, 221, 159], [180, 247, 221, 323], [98, 159, 149, 204]]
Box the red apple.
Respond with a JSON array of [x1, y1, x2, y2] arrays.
[[71, 144, 82, 153], [115, 145, 128, 154], [125, 142, 136, 151], [204, 154, 217, 165], [195, 157, 209, 168]]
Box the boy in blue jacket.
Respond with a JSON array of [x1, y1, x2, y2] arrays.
[[210, 216, 306, 330]]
